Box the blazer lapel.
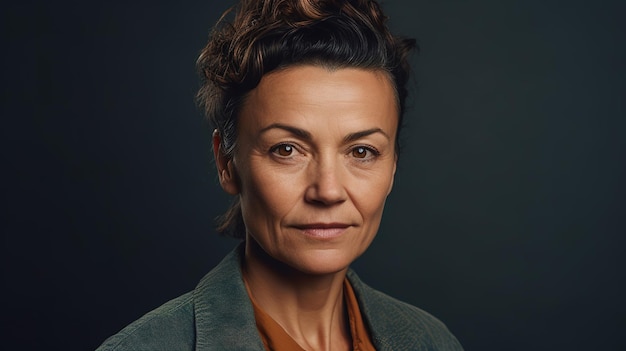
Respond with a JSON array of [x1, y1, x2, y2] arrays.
[[193, 244, 265, 351]]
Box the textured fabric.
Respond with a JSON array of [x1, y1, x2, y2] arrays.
[[96, 244, 463, 351]]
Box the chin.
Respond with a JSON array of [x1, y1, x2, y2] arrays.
[[247, 234, 367, 276], [280, 248, 359, 276]]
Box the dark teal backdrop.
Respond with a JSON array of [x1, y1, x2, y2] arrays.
[[3, 1, 624, 350]]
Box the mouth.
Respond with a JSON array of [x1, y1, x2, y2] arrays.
[[293, 223, 351, 239]]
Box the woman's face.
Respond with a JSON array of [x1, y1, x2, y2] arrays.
[[220, 65, 398, 275]]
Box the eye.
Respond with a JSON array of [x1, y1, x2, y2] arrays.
[[352, 147, 368, 158], [271, 144, 295, 157], [351, 146, 378, 160]]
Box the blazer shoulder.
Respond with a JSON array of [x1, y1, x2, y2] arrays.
[[95, 292, 195, 351], [347, 271, 464, 351]]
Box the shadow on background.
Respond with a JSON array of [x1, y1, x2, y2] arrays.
[[3, 1, 624, 350]]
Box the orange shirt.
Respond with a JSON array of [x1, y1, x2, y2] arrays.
[[249, 279, 376, 351]]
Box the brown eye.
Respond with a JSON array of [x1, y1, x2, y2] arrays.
[[273, 144, 294, 157], [352, 147, 368, 159]]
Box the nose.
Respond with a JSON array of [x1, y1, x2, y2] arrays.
[[304, 156, 347, 206]]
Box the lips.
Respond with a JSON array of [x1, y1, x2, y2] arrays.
[[293, 223, 350, 239]]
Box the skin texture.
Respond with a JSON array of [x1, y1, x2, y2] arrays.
[[214, 65, 398, 351]]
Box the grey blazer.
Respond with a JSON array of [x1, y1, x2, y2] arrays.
[[96, 245, 463, 350]]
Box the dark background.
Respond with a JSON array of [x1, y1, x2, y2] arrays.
[[3, 0, 625, 350]]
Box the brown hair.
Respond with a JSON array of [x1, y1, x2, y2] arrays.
[[197, 0, 417, 238]]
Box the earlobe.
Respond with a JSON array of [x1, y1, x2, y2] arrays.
[[220, 161, 240, 195], [212, 130, 240, 195]]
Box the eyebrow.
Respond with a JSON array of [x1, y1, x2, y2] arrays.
[[343, 128, 390, 143], [259, 123, 312, 140], [259, 123, 390, 142]]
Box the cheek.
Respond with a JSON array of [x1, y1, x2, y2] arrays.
[[239, 163, 301, 223], [351, 172, 394, 222]]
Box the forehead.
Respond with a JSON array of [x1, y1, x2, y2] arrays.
[[255, 65, 396, 106], [239, 65, 398, 135]]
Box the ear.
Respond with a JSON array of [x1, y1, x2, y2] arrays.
[[212, 130, 240, 195]]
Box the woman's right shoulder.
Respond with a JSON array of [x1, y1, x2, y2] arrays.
[[95, 292, 195, 351]]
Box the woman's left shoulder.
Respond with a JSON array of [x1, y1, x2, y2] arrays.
[[347, 270, 464, 351]]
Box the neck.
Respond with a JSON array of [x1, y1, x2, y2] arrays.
[[243, 238, 351, 351]]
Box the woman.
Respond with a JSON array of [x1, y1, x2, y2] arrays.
[[97, 0, 463, 350]]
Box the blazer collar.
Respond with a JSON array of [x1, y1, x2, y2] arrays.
[[193, 244, 265, 350], [192, 244, 394, 351]]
